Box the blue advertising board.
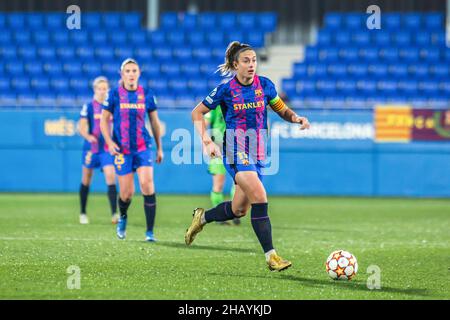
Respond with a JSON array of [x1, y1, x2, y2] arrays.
[[0, 109, 449, 197]]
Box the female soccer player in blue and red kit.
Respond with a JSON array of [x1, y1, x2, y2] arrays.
[[78, 76, 118, 225], [186, 42, 310, 271], [100, 59, 163, 242]]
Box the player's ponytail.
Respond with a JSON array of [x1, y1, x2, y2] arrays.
[[217, 41, 253, 77]]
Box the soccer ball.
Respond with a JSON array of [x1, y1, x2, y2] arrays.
[[325, 250, 358, 280]]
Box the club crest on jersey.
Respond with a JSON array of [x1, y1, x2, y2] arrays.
[[138, 94, 144, 100], [255, 89, 262, 97]]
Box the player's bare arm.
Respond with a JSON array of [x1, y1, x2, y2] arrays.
[[100, 109, 120, 156], [148, 110, 164, 164], [271, 98, 310, 130], [192, 102, 222, 158], [78, 118, 97, 143]]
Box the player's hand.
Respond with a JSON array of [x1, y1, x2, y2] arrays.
[[86, 135, 98, 144], [292, 115, 311, 130], [204, 140, 222, 159], [108, 142, 120, 156], [156, 148, 164, 164]]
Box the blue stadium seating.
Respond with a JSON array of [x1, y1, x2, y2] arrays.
[[284, 12, 448, 109], [0, 11, 276, 108]]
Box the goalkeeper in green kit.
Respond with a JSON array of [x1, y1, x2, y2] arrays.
[[204, 107, 240, 226]]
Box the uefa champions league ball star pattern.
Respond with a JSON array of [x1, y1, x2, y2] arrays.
[[325, 250, 358, 280]]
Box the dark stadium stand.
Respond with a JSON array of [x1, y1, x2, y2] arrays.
[[0, 12, 277, 109], [282, 12, 449, 109]]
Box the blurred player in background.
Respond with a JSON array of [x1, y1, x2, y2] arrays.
[[101, 58, 163, 242], [78, 76, 118, 225], [204, 107, 240, 226], [186, 42, 310, 271]]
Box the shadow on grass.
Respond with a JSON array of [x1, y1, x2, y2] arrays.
[[273, 226, 347, 233], [278, 274, 430, 297], [206, 271, 429, 298], [153, 241, 257, 254]]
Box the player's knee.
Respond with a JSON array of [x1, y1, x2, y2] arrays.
[[139, 180, 154, 194], [120, 189, 133, 201]]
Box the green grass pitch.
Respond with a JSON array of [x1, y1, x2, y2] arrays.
[[0, 194, 449, 300]]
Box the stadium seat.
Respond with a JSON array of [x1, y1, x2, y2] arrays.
[[167, 31, 186, 46], [179, 13, 197, 30], [26, 13, 44, 28], [76, 47, 95, 60], [0, 31, 12, 45], [91, 31, 108, 45], [403, 13, 421, 29], [110, 31, 128, 46], [347, 64, 367, 77], [218, 13, 237, 30], [383, 13, 401, 30], [25, 62, 44, 76], [102, 13, 121, 28], [153, 47, 172, 61], [84, 13, 101, 29], [128, 31, 147, 45], [328, 64, 347, 78], [71, 31, 89, 45], [5, 62, 24, 74], [187, 30, 205, 46], [114, 47, 134, 61], [308, 64, 327, 78], [161, 63, 181, 77], [324, 13, 342, 29], [161, 12, 178, 29], [247, 33, 265, 48], [13, 31, 31, 43], [50, 77, 70, 91], [31, 77, 50, 91], [46, 13, 65, 29], [0, 77, 10, 91], [238, 13, 257, 29], [83, 63, 102, 77], [339, 48, 359, 61], [379, 48, 399, 62], [11, 77, 30, 92], [123, 12, 141, 28], [206, 31, 225, 47], [198, 13, 217, 30], [409, 64, 429, 79], [149, 31, 166, 46], [393, 32, 411, 46], [141, 61, 160, 75], [259, 12, 277, 32], [317, 31, 332, 46], [52, 31, 69, 44], [1, 47, 17, 60], [424, 13, 443, 30], [64, 62, 83, 76], [344, 13, 364, 29], [352, 31, 370, 46], [44, 62, 63, 75], [388, 64, 408, 78], [134, 47, 153, 61], [173, 46, 193, 62], [372, 31, 391, 46], [180, 62, 200, 75], [33, 31, 50, 45], [7, 13, 25, 29]]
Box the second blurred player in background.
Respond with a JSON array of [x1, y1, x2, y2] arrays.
[[78, 77, 118, 225], [204, 107, 240, 226]]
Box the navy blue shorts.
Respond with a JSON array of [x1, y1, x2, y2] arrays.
[[113, 149, 153, 176], [223, 155, 265, 183], [82, 151, 114, 169]]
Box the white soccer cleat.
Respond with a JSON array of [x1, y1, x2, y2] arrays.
[[79, 214, 89, 225]]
